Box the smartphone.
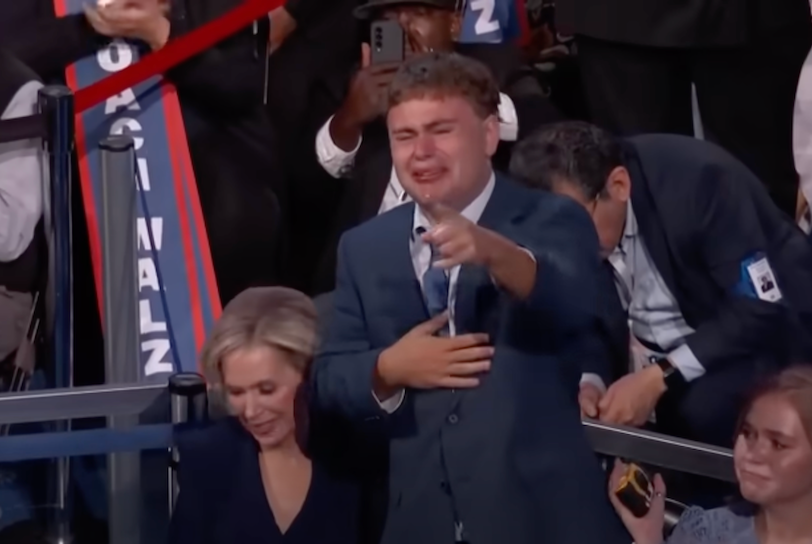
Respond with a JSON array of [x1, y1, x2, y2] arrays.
[[370, 20, 405, 65]]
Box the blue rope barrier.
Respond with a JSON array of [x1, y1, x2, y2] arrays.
[[0, 424, 176, 463]]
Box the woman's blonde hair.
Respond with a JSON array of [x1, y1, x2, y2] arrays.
[[200, 287, 318, 384]]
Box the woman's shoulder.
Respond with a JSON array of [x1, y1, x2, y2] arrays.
[[175, 418, 250, 475], [668, 504, 756, 544]]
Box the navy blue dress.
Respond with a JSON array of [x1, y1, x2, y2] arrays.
[[169, 418, 361, 544]]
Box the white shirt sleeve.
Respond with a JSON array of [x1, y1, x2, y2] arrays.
[[0, 80, 44, 263], [497, 92, 518, 142], [668, 344, 705, 382], [580, 373, 607, 392], [373, 389, 405, 413], [793, 46, 812, 212], [315, 115, 363, 179]]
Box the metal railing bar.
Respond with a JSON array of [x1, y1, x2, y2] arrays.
[[583, 419, 736, 482], [0, 382, 168, 425], [0, 424, 174, 462]]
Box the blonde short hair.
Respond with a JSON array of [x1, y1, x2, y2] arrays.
[[200, 287, 318, 384]]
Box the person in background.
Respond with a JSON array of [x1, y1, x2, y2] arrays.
[[170, 287, 367, 544], [0, 48, 44, 369], [261, 0, 361, 293], [310, 0, 562, 295], [3, 0, 284, 306], [312, 52, 627, 544], [609, 364, 812, 544], [0, 47, 46, 537], [555, 0, 811, 217], [510, 122, 812, 452]]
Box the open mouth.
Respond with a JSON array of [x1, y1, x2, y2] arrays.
[[412, 168, 445, 183]]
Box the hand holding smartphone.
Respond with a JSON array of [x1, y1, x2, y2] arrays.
[[370, 20, 405, 65]]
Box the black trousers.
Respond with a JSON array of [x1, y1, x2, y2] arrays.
[[577, 26, 812, 217]]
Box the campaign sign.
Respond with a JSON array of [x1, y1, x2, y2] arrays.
[[460, 0, 524, 43], [53, 1, 222, 376]]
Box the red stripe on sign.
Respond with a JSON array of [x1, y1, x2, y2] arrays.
[[163, 88, 211, 360], [515, 0, 532, 47], [160, 85, 206, 354], [74, 0, 283, 112]]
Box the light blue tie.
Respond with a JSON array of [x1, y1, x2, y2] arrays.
[[415, 227, 449, 321]]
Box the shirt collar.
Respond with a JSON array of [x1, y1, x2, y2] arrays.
[[413, 173, 496, 236], [624, 199, 638, 239], [611, 199, 637, 259]]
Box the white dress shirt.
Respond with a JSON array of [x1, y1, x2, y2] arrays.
[[0, 80, 44, 262], [315, 93, 517, 214], [581, 201, 704, 392], [376, 174, 496, 412], [794, 44, 812, 232]]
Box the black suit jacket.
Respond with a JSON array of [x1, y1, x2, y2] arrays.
[[595, 134, 812, 444], [313, 175, 629, 544], [556, 0, 810, 47], [311, 43, 564, 294]]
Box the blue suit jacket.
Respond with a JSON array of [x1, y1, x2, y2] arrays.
[[313, 175, 628, 544]]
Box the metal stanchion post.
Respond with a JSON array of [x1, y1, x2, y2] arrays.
[[39, 85, 74, 391], [39, 85, 74, 544], [98, 135, 142, 544], [167, 373, 207, 516], [100, 134, 139, 385]]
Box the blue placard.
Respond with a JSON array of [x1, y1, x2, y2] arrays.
[[54, 1, 221, 376], [460, 0, 522, 43]]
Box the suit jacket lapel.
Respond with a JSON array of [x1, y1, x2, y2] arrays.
[[383, 205, 430, 330], [599, 261, 631, 379], [628, 156, 681, 301]]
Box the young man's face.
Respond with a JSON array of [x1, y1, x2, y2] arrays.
[[380, 5, 461, 54], [387, 93, 499, 212]]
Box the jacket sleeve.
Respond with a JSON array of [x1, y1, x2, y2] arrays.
[[579, 266, 630, 386], [683, 159, 788, 370], [575, 323, 620, 387], [163, 5, 269, 117], [508, 194, 606, 336], [311, 234, 392, 422]]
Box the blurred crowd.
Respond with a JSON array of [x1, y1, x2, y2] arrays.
[[1, 0, 812, 541]]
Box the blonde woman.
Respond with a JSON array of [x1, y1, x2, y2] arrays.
[[168, 287, 364, 544]]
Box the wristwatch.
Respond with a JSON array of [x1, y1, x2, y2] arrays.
[[650, 356, 685, 390]]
